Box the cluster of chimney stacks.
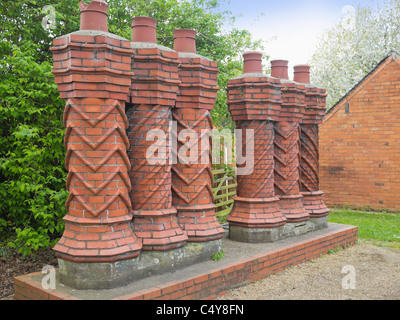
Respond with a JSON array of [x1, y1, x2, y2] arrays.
[[50, 0, 329, 289], [227, 51, 329, 242]]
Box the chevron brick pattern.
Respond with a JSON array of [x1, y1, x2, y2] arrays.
[[274, 122, 302, 196], [300, 85, 329, 218], [274, 81, 309, 223], [227, 71, 286, 229], [300, 124, 319, 192], [237, 120, 276, 198], [51, 33, 142, 262], [128, 44, 187, 251], [172, 54, 224, 242], [228, 120, 286, 228]]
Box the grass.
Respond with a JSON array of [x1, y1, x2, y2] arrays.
[[218, 206, 400, 248], [328, 208, 400, 249]]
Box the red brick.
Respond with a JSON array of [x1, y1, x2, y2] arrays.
[[320, 56, 400, 211]]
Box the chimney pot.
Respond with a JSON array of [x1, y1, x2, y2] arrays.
[[173, 29, 197, 53], [270, 60, 289, 80], [293, 65, 311, 84], [131, 16, 157, 43], [243, 51, 263, 74], [79, 0, 108, 32]]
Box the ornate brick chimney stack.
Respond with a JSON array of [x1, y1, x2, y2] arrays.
[[270, 60, 309, 224], [294, 65, 330, 221], [226, 52, 287, 243], [171, 29, 225, 246], [127, 17, 188, 252], [51, 0, 142, 290]]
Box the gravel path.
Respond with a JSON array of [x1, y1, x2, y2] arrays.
[[218, 241, 400, 300]]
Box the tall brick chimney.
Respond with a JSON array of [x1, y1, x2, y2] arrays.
[[51, 0, 142, 290], [127, 17, 188, 251], [294, 65, 330, 220], [270, 60, 309, 223], [171, 29, 225, 245], [226, 52, 287, 243]]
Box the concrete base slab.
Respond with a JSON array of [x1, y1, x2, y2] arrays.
[[58, 240, 222, 290], [14, 223, 358, 300], [229, 217, 328, 243]]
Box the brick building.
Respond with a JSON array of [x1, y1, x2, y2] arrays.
[[320, 51, 400, 211]]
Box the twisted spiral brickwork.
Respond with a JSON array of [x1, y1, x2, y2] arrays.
[[51, 32, 142, 263], [274, 121, 309, 222], [127, 44, 188, 251], [236, 120, 275, 199], [171, 109, 214, 206], [127, 104, 171, 210], [274, 122, 301, 196], [227, 119, 286, 229], [300, 124, 319, 192], [171, 108, 224, 241]]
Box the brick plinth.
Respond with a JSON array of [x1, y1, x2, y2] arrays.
[[296, 65, 329, 218], [227, 52, 286, 238], [128, 17, 188, 251], [171, 29, 225, 242], [51, 31, 142, 264], [272, 60, 309, 223], [14, 224, 359, 300]]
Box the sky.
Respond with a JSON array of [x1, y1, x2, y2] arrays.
[[218, 0, 380, 75]]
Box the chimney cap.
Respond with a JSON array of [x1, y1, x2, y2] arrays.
[[131, 16, 157, 43], [270, 59, 289, 80], [270, 59, 289, 65], [79, 0, 108, 32], [293, 64, 311, 84], [243, 51, 263, 74], [173, 29, 197, 53]]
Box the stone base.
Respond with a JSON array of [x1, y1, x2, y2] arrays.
[[58, 239, 222, 290], [229, 216, 327, 243], [14, 223, 358, 300]]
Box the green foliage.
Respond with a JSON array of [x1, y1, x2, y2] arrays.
[[310, 0, 400, 109], [0, 0, 265, 255], [0, 41, 68, 255], [0, 0, 81, 61], [211, 249, 225, 261]]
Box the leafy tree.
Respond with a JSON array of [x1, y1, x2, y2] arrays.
[[310, 0, 400, 110], [0, 41, 68, 254], [0, 0, 265, 254]]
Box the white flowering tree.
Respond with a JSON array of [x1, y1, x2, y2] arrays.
[[310, 0, 400, 110]]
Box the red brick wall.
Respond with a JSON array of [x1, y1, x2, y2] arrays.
[[320, 57, 400, 211]]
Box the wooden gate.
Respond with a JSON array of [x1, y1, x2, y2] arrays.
[[211, 130, 237, 223]]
